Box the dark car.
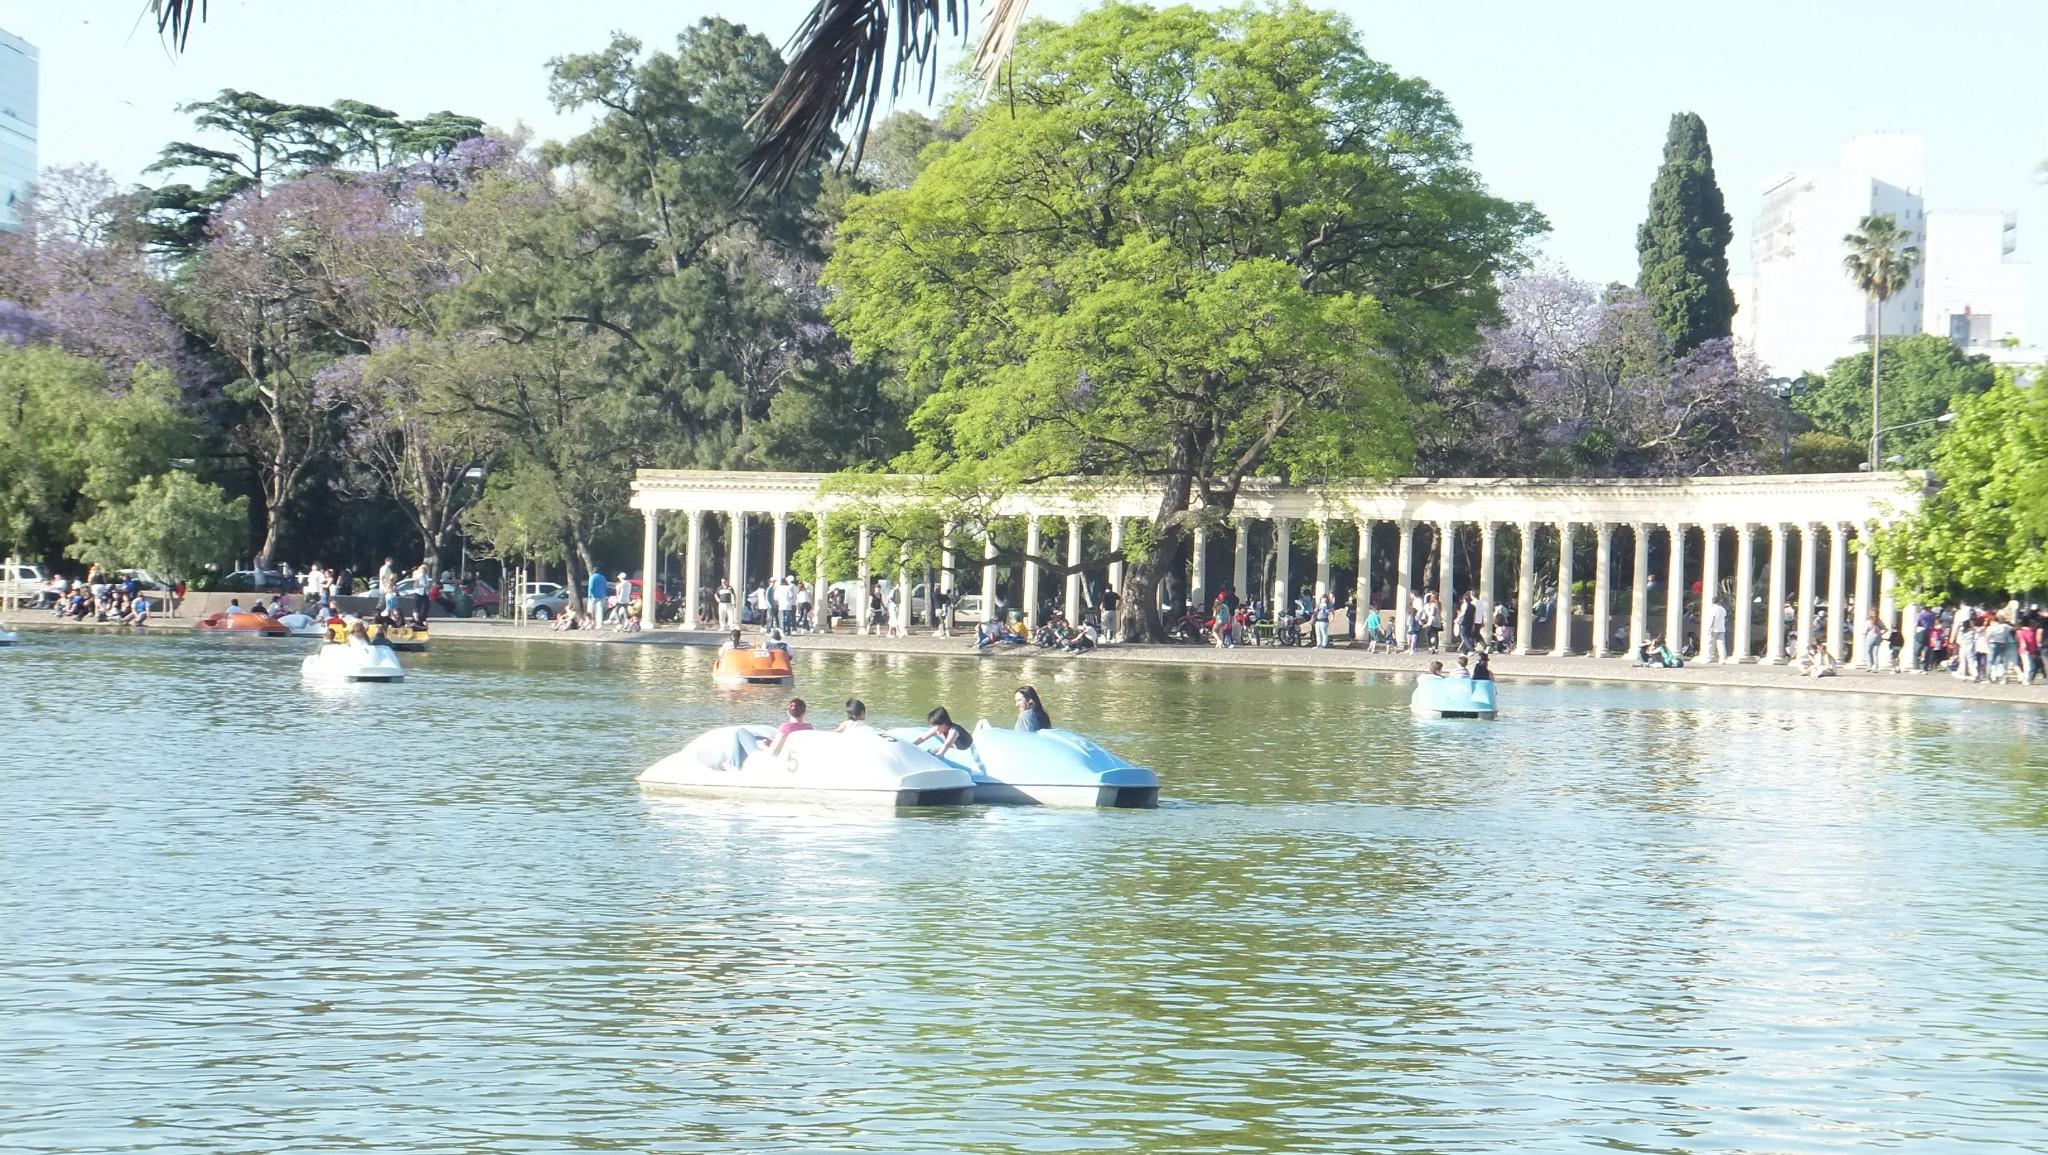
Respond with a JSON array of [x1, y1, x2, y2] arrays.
[[222, 569, 294, 593]]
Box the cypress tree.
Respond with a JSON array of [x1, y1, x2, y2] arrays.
[[1636, 112, 1735, 355]]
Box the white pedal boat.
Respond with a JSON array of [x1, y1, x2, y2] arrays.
[[0, 627, 17, 646], [638, 726, 975, 806], [891, 723, 1161, 808], [301, 641, 406, 683], [1410, 675, 1496, 719], [275, 612, 328, 638]]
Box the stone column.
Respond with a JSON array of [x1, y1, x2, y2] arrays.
[[728, 511, 748, 607], [1023, 515, 1042, 625], [1733, 523, 1755, 662], [1796, 522, 1818, 657], [1478, 521, 1497, 645], [1699, 523, 1722, 661], [1826, 521, 1848, 660], [639, 508, 660, 630], [896, 543, 910, 636], [855, 524, 871, 635], [1854, 523, 1876, 656], [811, 513, 827, 633], [1315, 520, 1332, 600], [1232, 520, 1249, 600], [1065, 517, 1084, 620], [1191, 525, 1210, 608], [983, 532, 999, 618], [1273, 517, 1293, 615], [1591, 523, 1612, 658], [684, 510, 704, 629], [940, 522, 957, 597], [770, 513, 790, 585], [1395, 519, 1415, 646], [1628, 522, 1650, 658], [1879, 565, 1898, 634], [1663, 522, 1686, 653], [1551, 522, 1575, 656], [1764, 523, 1788, 664], [1437, 519, 1455, 602], [1107, 518, 1124, 596], [1513, 521, 1535, 656], [1356, 520, 1374, 619]]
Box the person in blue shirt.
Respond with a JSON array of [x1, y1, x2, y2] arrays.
[[1013, 685, 1052, 732], [586, 569, 608, 625]]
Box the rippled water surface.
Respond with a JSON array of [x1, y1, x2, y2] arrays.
[[4, 632, 2047, 1153]]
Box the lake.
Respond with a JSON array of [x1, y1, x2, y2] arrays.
[[4, 632, 2046, 1153]]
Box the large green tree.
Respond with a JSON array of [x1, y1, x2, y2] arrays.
[[1792, 333, 1992, 469], [0, 345, 219, 567], [1635, 112, 1734, 355], [1874, 370, 2048, 598], [827, 2, 1541, 638]]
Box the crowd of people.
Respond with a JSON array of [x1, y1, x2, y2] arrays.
[[40, 565, 161, 625]]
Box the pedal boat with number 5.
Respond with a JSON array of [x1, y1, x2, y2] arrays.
[[637, 725, 973, 806]]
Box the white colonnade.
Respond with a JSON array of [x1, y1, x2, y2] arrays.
[[626, 470, 1928, 659]]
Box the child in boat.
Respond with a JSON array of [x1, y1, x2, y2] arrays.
[[915, 707, 974, 755], [762, 698, 811, 756]]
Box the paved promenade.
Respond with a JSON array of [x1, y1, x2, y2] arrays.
[[414, 619, 2048, 707]]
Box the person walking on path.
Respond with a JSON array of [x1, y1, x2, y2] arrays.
[[1859, 610, 1885, 672], [1704, 598, 1729, 664], [586, 568, 608, 630]]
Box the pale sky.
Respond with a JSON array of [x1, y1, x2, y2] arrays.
[[5, 0, 2047, 316]]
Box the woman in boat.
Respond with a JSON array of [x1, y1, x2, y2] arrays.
[[915, 706, 974, 756], [836, 698, 871, 731], [719, 629, 747, 654], [1471, 652, 1493, 681], [762, 697, 812, 756], [1014, 685, 1052, 732]]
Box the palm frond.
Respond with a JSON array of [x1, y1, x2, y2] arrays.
[[149, 0, 206, 50], [743, 0, 1030, 195]]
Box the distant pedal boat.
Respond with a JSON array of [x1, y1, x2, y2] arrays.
[[301, 642, 406, 683], [1410, 676, 1497, 720], [712, 647, 795, 686]]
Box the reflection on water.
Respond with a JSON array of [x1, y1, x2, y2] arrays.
[[3, 633, 2047, 1153]]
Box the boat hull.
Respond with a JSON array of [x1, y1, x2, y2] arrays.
[[301, 644, 406, 683], [195, 612, 289, 637], [891, 725, 1162, 808], [1410, 677, 1496, 720], [711, 648, 795, 687], [638, 726, 973, 806]]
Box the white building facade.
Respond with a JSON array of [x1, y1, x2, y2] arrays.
[[1921, 210, 2028, 350], [1743, 135, 1928, 378], [0, 29, 35, 232]]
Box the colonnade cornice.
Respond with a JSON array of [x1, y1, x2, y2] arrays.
[[631, 468, 1933, 527]]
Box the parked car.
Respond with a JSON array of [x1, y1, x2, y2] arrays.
[[518, 581, 569, 621], [221, 569, 294, 593], [394, 576, 502, 617], [908, 583, 989, 624], [0, 562, 47, 606]]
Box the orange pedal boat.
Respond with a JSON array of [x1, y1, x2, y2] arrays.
[[194, 611, 290, 636], [712, 646, 795, 686]]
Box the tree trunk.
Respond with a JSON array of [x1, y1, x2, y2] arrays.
[[1869, 297, 1884, 470]]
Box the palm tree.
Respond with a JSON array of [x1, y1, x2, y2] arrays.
[[146, 0, 1029, 193], [1840, 213, 1921, 471]]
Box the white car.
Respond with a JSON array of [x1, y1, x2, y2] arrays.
[[0, 562, 46, 606]]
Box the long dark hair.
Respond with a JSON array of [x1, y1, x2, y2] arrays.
[[1016, 685, 1050, 727], [844, 697, 866, 720]]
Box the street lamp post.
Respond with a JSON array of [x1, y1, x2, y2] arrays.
[[1861, 412, 1955, 470]]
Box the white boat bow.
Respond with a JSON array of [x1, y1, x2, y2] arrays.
[[300, 641, 406, 683], [638, 726, 973, 806]]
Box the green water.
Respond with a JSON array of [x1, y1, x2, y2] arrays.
[[4, 632, 2046, 1153]]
